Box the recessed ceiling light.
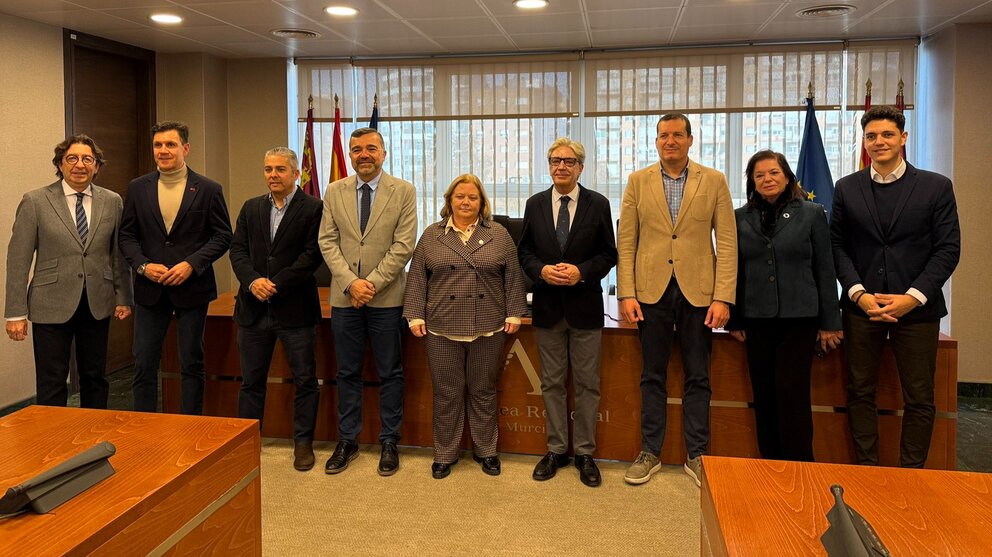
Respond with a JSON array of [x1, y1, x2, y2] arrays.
[[325, 6, 359, 17], [149, 13, 183, 24], [795, 4, 856, 19], [514, 0, 549, 9]]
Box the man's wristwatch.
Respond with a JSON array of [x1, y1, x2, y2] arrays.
[[137, 263, 147, 276]]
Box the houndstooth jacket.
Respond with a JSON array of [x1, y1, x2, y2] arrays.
[[403, 218, 527, 337]]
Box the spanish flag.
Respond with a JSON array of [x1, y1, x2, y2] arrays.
[[300, 95, 320, 197], [858, 79, 872, 170], [329, 94, 348, 184]]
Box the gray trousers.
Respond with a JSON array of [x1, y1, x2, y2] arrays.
[[535, 319, 603, 455]]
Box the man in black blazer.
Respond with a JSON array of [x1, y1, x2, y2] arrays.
[[119, 121, 233, 415], [831, 105, 960, 468], [230, 147, 323, 471], [518, 138, 617, 487]]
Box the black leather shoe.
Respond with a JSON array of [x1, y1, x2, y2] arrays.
[[575, 455, 602, 487], [431, 460, 457, 479], [324, 440, 359, 474], [293, 440, 315, 471], [473, 453, 501, 476], [533, 451, 569, 481], [378, 442, 399, 476]]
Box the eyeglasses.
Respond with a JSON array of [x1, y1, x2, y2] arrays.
[[64, 155, 97, 166], [549, 157, 579, 168]]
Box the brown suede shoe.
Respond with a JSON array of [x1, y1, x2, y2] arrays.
[[294, 440, 315, 471]]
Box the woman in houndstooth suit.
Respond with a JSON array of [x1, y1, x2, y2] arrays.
[[403, 173, 528, 479]]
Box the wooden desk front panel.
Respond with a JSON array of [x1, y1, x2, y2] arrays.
[[163, 291, 956, 467], [701, 456, 992, 557]]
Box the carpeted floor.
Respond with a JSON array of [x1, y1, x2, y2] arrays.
[[259, 438, 700, 556]]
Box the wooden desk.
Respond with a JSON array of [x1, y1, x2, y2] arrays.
[[700, 455, 992, 556], [0, 406, 260, 556], [163, 289, 957, 467]]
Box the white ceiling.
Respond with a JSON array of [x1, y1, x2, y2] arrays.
[[2, 0, 991, 58]]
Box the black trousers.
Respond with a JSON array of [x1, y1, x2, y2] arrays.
[[637, 281, 712, 459], [844, 311, 939, 468], [32, 289, 111, 408], [237, 313, 319, 442], [743, 317, 818, 462]]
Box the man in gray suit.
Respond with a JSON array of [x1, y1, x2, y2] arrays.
[[318, 127, 417, 476], [5, 135, 133, 408]]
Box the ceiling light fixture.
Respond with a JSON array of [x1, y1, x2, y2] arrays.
[[513, 0, 549, 9], [324, 6, 359, 17], [271, 28, 321, 39], [795, 4, 856, 19], [149, 13, 183, 24]]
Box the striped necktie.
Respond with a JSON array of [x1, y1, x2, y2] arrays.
[[75, 192, 88, 244]]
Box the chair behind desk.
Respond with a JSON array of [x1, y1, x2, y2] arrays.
[[493, 214, 532, 294]]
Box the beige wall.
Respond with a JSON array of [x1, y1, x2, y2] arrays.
[[941, 24, 992, 382], [0, 14, 66, 408]]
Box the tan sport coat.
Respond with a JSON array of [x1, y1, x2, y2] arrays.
[[616, 160, 737, 308], [317, 171, 417, 308]]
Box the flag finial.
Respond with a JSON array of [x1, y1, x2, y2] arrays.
[[807, 81, 813, 100], [373, 93, 379, 108], [307, 94, 313, 109], [865, 78, 872, 96], [898, 78, 904, 96]]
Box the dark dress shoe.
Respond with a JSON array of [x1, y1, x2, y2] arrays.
[[473, 454, 501, 476], [533, 451, 570, 481], [575, 455, 602, 487], [431, 460, 457, 479], [324, 440, 359, 474], [378, 442, 399, 476], [293, 440, 315, 471]]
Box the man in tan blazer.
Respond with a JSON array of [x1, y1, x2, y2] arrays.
[[318, 127, 417, 477], [617, 113, 737, 487]]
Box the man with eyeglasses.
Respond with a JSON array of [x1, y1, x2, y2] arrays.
[[831, 105, 960, 468], [119, 121, 233, 415], [617, 112, 737, 487], [5, 135, 133, 408], [518, 137, 617, 487]]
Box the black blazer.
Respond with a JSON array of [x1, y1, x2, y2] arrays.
[[119, 168, 233, 308], [830, 163, 960, 322], [230, 188, 323, 328], [729, 199, 841, 331], [518, 184, 617, 329]]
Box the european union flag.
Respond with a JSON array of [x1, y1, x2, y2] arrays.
[[796, 97, 834, 219]]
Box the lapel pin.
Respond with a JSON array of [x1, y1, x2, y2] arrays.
[[478, 239, 484, 245], [783, 212, 790, 218], [189, 187, 197, 192]]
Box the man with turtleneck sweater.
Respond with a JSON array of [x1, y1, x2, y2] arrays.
[[119, 121, 233, 415]]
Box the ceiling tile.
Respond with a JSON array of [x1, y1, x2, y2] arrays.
[[871, 0, 992, 18], [359, 36, 446, 55], [405, 17, 502, 36], [584, 0, 682, 10], [14, 9, 144, 31], [495, 12, 585, 34], [97, 6, 234, 27], [0, 0, 90, 13], [591, 28, 673, 48], [754, 21, 855, 40], [276, 0, 399, 21], [184, 1, 312, 27], [672, 24, 764, 43], [481, 0, 581, 17], [680, 4, 785, 27], [846, 16, 950, 36], [512, 31, 589, 50], [587, 8, 681, 30], [167, 24, 270, 42], [376, 0, 488, 19], [433, 35, 516, 52], [93, 27, 238, 54]]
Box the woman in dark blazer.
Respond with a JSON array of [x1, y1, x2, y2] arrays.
[[403, 173, 527, 479], [727, 150, 843, 462]]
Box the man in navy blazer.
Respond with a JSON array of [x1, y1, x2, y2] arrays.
[[518, 137, 617, 487], [831, 105, 960, 468], [119, 121, 233, 415], [230, 147, 323, 471]]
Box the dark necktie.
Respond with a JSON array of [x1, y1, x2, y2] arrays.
[[75, 192, 88, 244], [556, 195, 570, 250], [359, 184, 371, 234]]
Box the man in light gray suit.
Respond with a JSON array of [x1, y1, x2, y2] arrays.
[[5, 135, 133, 408], [318, 127, 417, 476]]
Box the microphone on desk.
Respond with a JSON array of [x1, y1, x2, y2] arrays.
[[0, 441, 116, 519], [821, 484, 891, 557]]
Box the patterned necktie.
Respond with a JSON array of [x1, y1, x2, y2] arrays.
[[75, 192, 88, 244], [556, 195, 570, 250], [359, 184, 372, 234]]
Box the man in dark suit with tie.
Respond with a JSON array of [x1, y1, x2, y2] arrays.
[[230, 147, 323, 471], [832, 105, 960, 468], [518, 137, 617, 487], [5, 135, 133, 407], [119, 121, 233, 415]]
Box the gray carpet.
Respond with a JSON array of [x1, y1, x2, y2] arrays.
[[259, 438, 699, 556]]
